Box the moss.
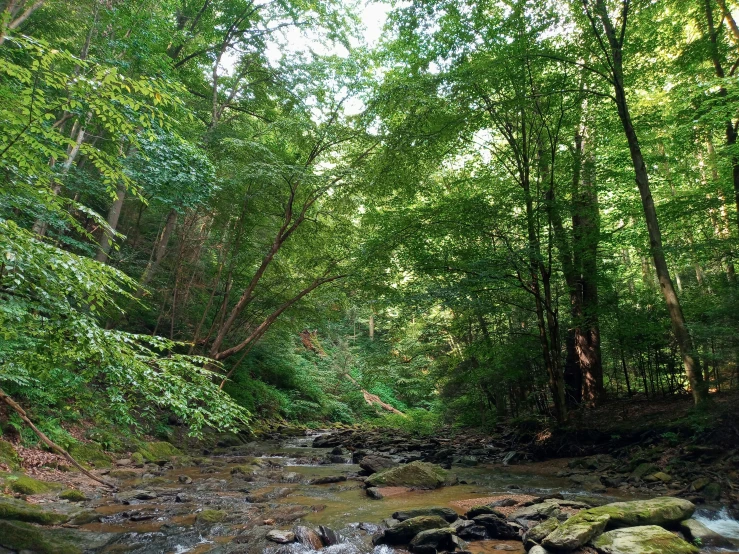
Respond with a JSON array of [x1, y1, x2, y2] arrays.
[[366, 461, 450, 489], [0, 520, 80, 554], [0, 496, 69, 524], [130, 452, 145, 465], [108, 469, 138, 479], [137, 441, 182, 463], [9, 474, 58, 495], [68, 443, 112, 469], [0, 440, 20, 471], [59, 489, 86, 501], [197, 509, 226, 524]]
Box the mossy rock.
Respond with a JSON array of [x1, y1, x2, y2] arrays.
[[365, 461, 452, 489], [197, 509, 226, 524], [588, 497, 695, 528], [68, 443, 112, 469], [8, 474, 59, 495], [592, 524, 699, 553], [380, 515, 449, 544], [59, 489, 87, 502], [137, 442, 182, 463], [542, 511, 610, 550], [0, 440, 20, 471], [131, 452, 145, 466], [0, 519, 115, 553], [108, 469, 138, 480], [0, 495, 69, 524]]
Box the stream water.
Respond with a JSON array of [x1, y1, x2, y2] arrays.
[[69, 433, 739, 553]]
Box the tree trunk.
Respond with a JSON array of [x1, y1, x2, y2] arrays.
[[95, 182, 126, 263], [589, 0, 707, 404], [137, 208, 177, 295]]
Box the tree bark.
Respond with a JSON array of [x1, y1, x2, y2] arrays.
[[137, 208, 177, 295], [95, 181, 126, 263]]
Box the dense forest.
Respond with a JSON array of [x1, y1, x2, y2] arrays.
[[2, 0, 739, 446]]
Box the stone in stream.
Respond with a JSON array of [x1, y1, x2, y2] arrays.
[[359, 454, 398, 475], [266, 529, 296, 544], [465, 505, 506, 519], [365, 461, 453, 489], [294, 525, 323, 549], [178, 475, 193, 484], [541, 511, 610, 550], [377, 515, 449, 544], [585, 497, 695, 528], [393, 507, 458, 523], [508, 500, 561, 522], [319, 524, 341, 546], [409, 527, 457, 552], [366, 487, 384, 499], [592, 525, 699, 554], [472, 513, 521, 540], [114, 490, 157, 503], [680, 517, 736, 548], [456, 524, 488, 541], [309, 475, 347, 485], [523, 517, 560, 549]]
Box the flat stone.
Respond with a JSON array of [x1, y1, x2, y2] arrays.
[[680, 518, 735, 548], [409, 527, 456, 551], [592, 525, 699, 554], [366, 461, 452, 489], [359, 455, 398, 475], [523, 517, 559, 549], [586, 497, 695, 528], [381, 515, 450, 544], [509, 500, 561, 521], [266, 529, 296, 543], [393, 507, 458, 523], [472, 514, 521, 540]]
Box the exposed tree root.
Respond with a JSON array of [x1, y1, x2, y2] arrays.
[[0, 388, 117, 490]]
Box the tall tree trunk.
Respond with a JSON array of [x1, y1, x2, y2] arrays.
[[94, 182, 126, 263], [137, 208, 177, 295], [586, 0, 707, 404]]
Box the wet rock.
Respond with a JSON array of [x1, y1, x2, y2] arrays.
[[115, 490, 158, 503], [586, 497, 695, 527], [0, 496, 69, 525], [502, 451, 519, 465], [267, 529, 296, 544], [457, 524, 488, 541], [366, 487, 384, 499], [472, 514, 521, 540], [528, 547, 552, 554], [509, 500, 561, 522], [359, 455, 398, 475], [491, 498, 519, 507], [393, 507, 458, 523], [175, 492, 190, 503], [312, 434, 343, 448], [680, 518, 735, 548], [0, 519, 117, 553], [294, 525, 323, 549], [365, 461, 452, 489], [542, 511, 610, 550], [178, 475, 193, 484], [197, 509, 226, 524], [319, 525, 341, 546], [379, 515, 450, 544], [592, 525, 699, 554], [409, 527, 457, 552]]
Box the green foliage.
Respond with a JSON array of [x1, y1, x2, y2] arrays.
[[369, 409, 442, 437]]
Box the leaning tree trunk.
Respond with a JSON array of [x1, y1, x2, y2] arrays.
[[137, 208, 177, 296], [95, 181, 126, 263]]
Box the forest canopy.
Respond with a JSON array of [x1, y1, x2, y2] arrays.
[[1, 0, 738, 445]]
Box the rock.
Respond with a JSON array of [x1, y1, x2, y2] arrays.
[[0, 519, 116, 554], [393, 507, 458, 523], [629, 463, 659, 481], [282, 472, 301, 483], [175, 493, 190, 503], [312, 435, 343, 448], [646, 472, 672, 483], [59, 489, 86, 502], [366, 461, 452, 489], [542, 511, 610, 550], [68, 443, 112, 469], [197, 509, 226, 524], [691, 477, 711, 491], [294, 525, 323, 549], [509, 500, 561, 522], [178, 475, 193, 484], [131, 452, 145, 466], [680, 518, 735, 548], [8, 474, 57, 495], [366, 487, 384, 499], [523, 518, 559, 549], [0, 496, 69, 525], [380, 515, 450, 544], [409, 527, 457, 551], [359, 455, 398, 475], [108, 469, 137, 479], [528, 547, 553, 554], [592, 525, 699, 554], [502, 451, 518, 465], [457, 456, 478, 466], [457, 524, 488, 540], [114, 490, 158, 503], [0, 440, 20, 470], [586, 497, 695, 528], [702, 482, 722, 501], [569, 474, 605, 492], [309, 475, 347, 485], [490, 498, 519, 507], [466, 505, 506, 519], [137, 441, 182, 464], [473, 514, 521, 540], [319, 525, 341, 546], [266, 529, 296, 544]]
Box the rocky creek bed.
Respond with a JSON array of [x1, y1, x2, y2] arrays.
[[0, 430, 738, 554]]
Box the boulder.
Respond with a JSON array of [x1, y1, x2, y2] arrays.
[[465, 505, 506, 518], [472, 514, 521, 540], [645, 472, 672, 484], [8, 474, 58, 495], [509, 500, 561, 522], [523, 518, 559, 549], [542, 511, 610, 550], [319, 525, 341, 546], [0, 496, 69, 525], [197, 509, 226, 524], [568, 474, 605, 492], [68, 443, 112, 469], [409, 527, 457, 552], [380, 515, 449, 544], [0, 519, 116, 554], [629, 463, 659, 481], [680, 518, 735, 548], [587, 497, 695, 528], [393, 507, 458, 523], [309, 475, 347, 485], [366, 461, 452, 489], [294, 526, 323, 549], [702, 482, 722, 501], [457, 524, 488, 541], [137, 442, 182, 464], [360, 455, 398, 475], [528, 547, 552, 554], [366, 487, 384, 499], [266, 529, 296, 544], [592, 525, 699, 554]]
